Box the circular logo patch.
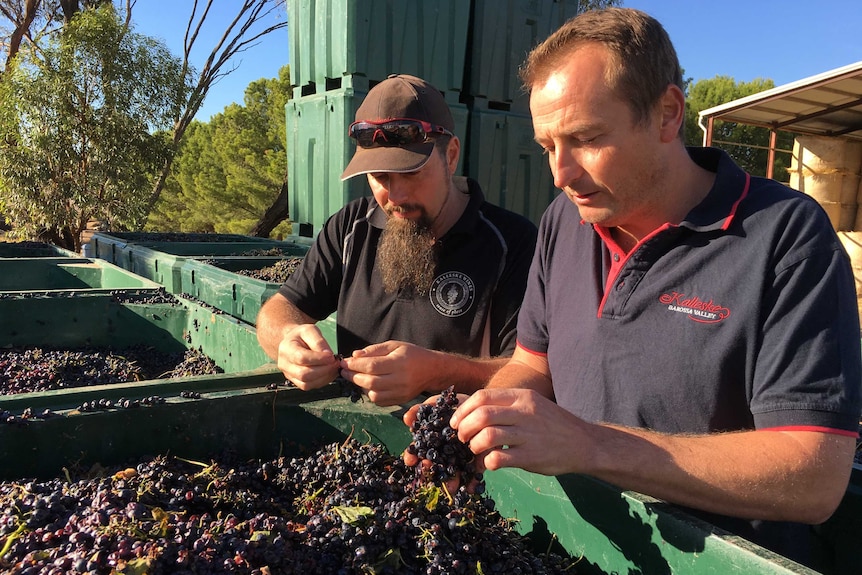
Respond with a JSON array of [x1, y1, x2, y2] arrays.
[[430, 272, 475, 317]]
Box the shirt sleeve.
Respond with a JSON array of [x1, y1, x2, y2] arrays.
[[750, 208, 862, 433]]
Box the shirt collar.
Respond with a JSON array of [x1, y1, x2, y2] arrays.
[[680, 147, 751, 232]]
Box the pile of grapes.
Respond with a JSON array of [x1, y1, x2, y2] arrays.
[[0, 389, 577, 574], [0, 345, 222, 396], [234, 258, 305, 284]]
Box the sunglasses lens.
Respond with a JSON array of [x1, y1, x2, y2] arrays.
[[350, 121, 428, 147]]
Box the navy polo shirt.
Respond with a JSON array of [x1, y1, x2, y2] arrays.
[[518, 147, 862, 435], [280, 177, 538, 357]]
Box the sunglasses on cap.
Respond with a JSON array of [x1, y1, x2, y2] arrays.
[[348, 118, 454, 148]]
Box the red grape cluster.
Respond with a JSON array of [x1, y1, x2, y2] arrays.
[[407, 386, 480, 487]]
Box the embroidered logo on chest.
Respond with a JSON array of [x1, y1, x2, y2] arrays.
[[429, 271, 475, 317], [659, 291, 731, 324]]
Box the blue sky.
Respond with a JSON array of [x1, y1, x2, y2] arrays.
[[133, 1, 861, 122]]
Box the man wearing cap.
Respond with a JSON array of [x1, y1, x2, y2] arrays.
[[256, 74, 538, 406]]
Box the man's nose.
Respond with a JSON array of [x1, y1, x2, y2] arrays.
[[552, 148, 586, 190], [384, 174, 409, 204]]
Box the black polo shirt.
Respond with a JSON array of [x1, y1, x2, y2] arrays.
[[280, 177, 538, 357]]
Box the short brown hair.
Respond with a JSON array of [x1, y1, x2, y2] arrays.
[[519, 7, 683, 127]]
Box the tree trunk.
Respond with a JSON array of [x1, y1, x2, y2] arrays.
[[249, 179, 289, 237], [3, 0, 39, 75]]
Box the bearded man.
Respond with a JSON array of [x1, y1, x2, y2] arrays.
[[256, 74, 538, 406]]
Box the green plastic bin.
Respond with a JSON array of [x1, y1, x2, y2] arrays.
[[0, 241, 78, 258], [0, 257, 162, 293], [467, 0, 581, 113], [287, 0, 469, 96], [89, 232, 311, 293], [466, 108, 559, 226], [89, 232, 276, 265], [0, 292, 280, 399], [0, 382, 828, 574], [179, 256, 339, 350]]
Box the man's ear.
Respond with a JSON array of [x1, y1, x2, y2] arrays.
[[658, 84, 685, 143], [446, 136, 461, 174]]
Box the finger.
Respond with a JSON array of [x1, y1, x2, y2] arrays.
[[463, 423, 514, 456], [351, 341, 396, 358], [290, 325, 334, 355], [342, 354, 396, 377], [402, 403, 422, 427]]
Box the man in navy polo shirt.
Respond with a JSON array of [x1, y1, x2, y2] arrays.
[[256, 74, 537, 407], [442, 8, 862, 566]]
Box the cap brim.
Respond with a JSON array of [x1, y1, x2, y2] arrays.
[[340, 141, 435, 181]]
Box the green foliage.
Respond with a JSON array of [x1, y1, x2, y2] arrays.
[[684, 75, 794, 179], [148, 65, 292, 236], [0, 5, 187, 249]]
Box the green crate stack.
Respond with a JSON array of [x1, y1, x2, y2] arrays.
[[287, 0, 470, 98], [466, 0, 581, 114], [458, 0, 579, 226]]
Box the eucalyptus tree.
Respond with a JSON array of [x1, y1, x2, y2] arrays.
[[0, 4, 185, 249]]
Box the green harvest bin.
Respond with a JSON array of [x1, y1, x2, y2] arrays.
[[179, 256, 339, 350], [287, 0, 469, 96], [0, 241, 78, 258], [89, 232, 310, 294], [0, 291, 280, 400], [286, 87, 468, 236], [467, 0, 581, 113], [0, 257, 162, 293], [89, 232, 276, 265], [0, 383, 826, 575], [466, 108, 559, 226]]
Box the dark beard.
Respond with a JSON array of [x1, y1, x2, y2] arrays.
[[377, 215, 438, 296]]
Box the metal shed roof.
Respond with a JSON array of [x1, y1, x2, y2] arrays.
[[698, 61, 862, 142]]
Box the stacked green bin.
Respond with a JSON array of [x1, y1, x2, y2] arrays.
[[0, 257, 163, 294], [458, 0, 576, 226], [466, 0, 581, 114], [287, 0, 469, 98], [466, 107, 560, 225], [179, 256, 339, 349], [89, 231, 310, 294], [0, 382, 827, 574], [0, 292, 281, 399]]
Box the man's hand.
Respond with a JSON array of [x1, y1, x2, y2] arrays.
[[276, 323, 340, 390], [450, 387, 588, 476], [340, 340, 444, 406]]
